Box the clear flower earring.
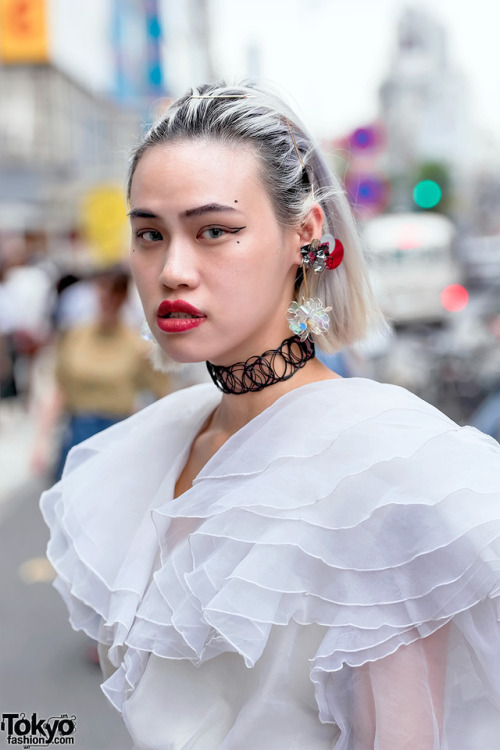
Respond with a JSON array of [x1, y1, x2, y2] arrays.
[[140, 320, 154, 341], [139, 320, 184, 373], [287, 233, 344, 341]]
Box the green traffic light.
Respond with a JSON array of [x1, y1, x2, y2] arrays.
[[413, 180, 442, 209]]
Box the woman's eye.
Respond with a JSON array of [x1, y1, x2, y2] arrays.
[[197, 226, 246, 241], [200, 227, 227, 240], [137, 229, 163, 242]]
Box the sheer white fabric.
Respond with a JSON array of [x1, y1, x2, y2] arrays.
[[40, 379, 500, 749]]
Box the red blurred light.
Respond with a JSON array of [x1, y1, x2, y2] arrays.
[[441, 284, 469, 312]]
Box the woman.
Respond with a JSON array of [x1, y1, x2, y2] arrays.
[[41, 82, 500, 749], [32, 266, 169, 480]]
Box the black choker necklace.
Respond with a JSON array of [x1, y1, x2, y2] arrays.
[[206, 335, 315, 395]]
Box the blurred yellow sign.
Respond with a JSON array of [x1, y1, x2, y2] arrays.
[[81, 186, 129, 265], [0, 0, 49, 63]]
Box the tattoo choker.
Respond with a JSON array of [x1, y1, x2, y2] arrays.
[[206, 335, 315, 395]]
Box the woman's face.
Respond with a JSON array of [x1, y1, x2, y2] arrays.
[[129, 139, 302, 365]]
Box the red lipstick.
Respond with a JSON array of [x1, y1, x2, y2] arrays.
[[156, 300, 206, 333]]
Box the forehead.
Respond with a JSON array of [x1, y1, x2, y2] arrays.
[[129, 139, 264, 209]]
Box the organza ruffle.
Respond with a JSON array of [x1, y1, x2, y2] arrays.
[[40, 379, 500, 731]]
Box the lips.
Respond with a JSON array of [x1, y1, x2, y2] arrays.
[[158, 300, 205, 318], [156, 299, 206, 333]]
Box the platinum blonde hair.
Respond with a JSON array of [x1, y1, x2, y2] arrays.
[[127, 81, 384, 353]]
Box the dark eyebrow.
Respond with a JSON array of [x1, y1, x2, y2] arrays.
[[181, 203, 240, 218], [128, 203, 240, 221], [127, 209, 158, 219]]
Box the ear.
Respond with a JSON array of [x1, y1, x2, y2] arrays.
[[294, 203, 324, 261]]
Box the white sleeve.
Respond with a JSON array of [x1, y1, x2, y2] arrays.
[[348, 625, 449, 749]]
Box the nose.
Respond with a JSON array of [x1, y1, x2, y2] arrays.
[[158, 241, 199, 290]]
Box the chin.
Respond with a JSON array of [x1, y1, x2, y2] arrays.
[[154, 335, 210, 365], [149, 340, 206, 374], [207, 329, 292, 368], [154, 326, 231, 366]]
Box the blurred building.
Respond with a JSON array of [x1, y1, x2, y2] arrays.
[[379, 7, 472, 177], [379, 5, 500, 237], [331, 6, 473, 221], [0, 0, 165, 264], [334, 5, 500, 240], [0, 61, 138, 236], [161, 0, 215, 95], [0, 0, 217, 249], [327, 4, 500, 291]]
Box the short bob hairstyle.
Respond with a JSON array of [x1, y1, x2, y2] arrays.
[[127, 80, 384, 353]]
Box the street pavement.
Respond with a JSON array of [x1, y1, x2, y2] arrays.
[[0, 405, 131, 750]]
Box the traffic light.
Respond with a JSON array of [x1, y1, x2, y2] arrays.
[[413, 180, 442, 209]]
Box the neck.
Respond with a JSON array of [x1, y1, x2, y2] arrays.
[[209, 357, 336, 436], [205, 335, 338, 436], [206, 335, 315, 395]]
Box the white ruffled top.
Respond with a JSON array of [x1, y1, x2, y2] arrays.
[[40, 378, 500, 749]]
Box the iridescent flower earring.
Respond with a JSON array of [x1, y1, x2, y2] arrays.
[[140, 320, 154, 341], [139, 320, 184, 373], [287, 233, 344, 341]]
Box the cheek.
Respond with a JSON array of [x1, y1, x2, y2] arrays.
[[215, 261, 291, 319], [222, 264, 263, 302]]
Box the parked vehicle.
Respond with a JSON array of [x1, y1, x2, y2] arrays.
[[364, 212, 462, 324]]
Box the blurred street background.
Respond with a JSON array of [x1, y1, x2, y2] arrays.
[[1, 0, 500, 748]]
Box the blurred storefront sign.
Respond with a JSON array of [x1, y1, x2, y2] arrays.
[[0, 0, 48, 63], [345, 174, 390, 215], [80, 185, 129, 265], [112, 0, 164, 107], [334, 122, 390, 219], [145, 0, 163, 96], [348, 124, 385, 154]]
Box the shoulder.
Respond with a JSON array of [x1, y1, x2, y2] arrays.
[[218, 377, 466, 474], [279, 376, 500, 455], [201, 376, 499, 525], [290, 376, 453, 421], [287, 376, 500, 490]]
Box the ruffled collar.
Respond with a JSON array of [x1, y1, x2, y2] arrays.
[[41, 377, 500, 714]]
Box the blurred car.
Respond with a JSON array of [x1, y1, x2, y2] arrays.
[[364, 212, 463, 324]]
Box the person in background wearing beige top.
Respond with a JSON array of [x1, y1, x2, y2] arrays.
[[32, 265, 169, 480]]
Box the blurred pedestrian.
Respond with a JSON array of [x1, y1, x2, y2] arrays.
[[32, 265, 169, 479], [0, 234, 53, 405]]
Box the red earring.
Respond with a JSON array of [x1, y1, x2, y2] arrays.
[[300, 234, 344, 273], [325, 237, 344, 269]]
